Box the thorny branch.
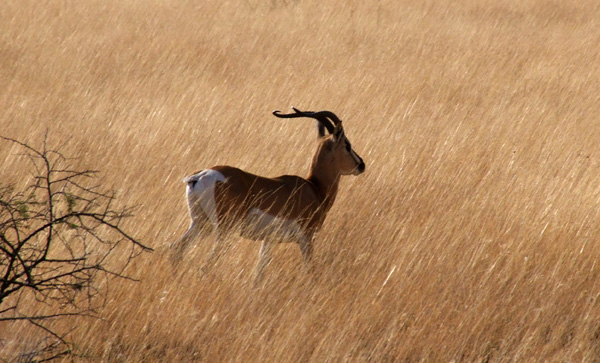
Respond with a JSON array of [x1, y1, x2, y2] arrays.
[[0, 135, 153, 361]]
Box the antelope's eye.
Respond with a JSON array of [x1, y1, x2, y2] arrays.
[[345, 141, 352, 151]]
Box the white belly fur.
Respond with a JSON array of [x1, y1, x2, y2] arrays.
[[184, 169, 226, 225], [241, 208, 305, 242]]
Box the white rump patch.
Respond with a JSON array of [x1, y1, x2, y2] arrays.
[[241, 208, 306, 242], [184, 169, 226, 225]]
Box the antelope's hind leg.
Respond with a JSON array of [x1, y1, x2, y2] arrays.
[[201, 228, 228, 273], [171, 169, 225, 263], [169, 213, 211, 263]]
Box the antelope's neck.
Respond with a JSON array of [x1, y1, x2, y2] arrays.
[[307, 159, 340, 213]]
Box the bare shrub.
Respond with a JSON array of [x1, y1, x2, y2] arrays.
[[0, 135, 153, 361]]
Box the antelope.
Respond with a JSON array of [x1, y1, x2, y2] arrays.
[[170, 107, 365, 283]]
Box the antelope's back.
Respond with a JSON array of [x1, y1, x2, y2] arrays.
[[210, 165, 320, 224]]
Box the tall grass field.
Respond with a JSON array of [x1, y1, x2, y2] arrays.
[[2, 0, 600, 361]]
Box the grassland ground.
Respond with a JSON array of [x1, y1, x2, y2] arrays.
[[2, 0, 600, 361]]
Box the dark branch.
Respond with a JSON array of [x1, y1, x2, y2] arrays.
[[0, 134, 152, 361]]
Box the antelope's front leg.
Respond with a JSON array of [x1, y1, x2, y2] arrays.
[[254, 240, 274, 285], [299, 236, 313, 264], [298, 236, 316, 279]]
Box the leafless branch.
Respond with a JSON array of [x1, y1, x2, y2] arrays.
[[0, 135, 153, 361]]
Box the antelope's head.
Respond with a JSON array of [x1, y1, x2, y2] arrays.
[[273, 107, 365, 176]]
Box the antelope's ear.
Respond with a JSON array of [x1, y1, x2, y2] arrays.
[[317, 122, 326, 139], [333, 122, 344, 143]]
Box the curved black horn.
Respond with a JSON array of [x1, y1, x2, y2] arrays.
[[272, 107, 338, 134], [290, 107, 341, 126], [303, 110, 342, 126]]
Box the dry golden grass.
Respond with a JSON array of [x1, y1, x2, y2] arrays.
[[2, 0, 600, 361]]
